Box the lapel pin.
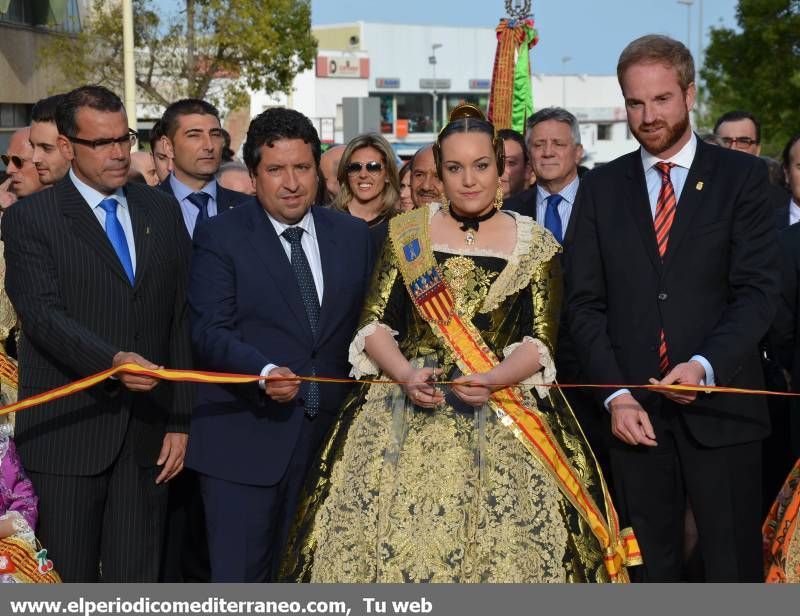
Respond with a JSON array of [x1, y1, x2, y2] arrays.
[[695, 181, 704, 191], [145, 226, 150, 235]]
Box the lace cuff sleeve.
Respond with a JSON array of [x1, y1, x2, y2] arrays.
[[0, 511, 35, 546], [348, 321, 399, 379], [502, 336, 556, 399]]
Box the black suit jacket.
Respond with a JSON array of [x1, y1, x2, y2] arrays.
[[566, 139, 779, 447], [769, 223, 800, 456], [503, 181, 583, 381], [157, 176, 249, 237], [2, 176, 194, 475], [184, 201, 373, 486]]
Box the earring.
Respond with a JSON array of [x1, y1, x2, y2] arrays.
[[442, 199, 450, 215], [493, 181, 504, 210]]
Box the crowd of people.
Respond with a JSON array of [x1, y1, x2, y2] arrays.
[[0, 33, 799, 584]]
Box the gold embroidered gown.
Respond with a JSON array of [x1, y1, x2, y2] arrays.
[[281, 206, 615, 583]]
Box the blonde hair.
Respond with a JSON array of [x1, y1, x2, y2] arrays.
[[334, 133, 400, 216]]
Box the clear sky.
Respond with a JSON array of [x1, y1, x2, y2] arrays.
[[151, 1, 739, 76], [310, 0, 738, 74]]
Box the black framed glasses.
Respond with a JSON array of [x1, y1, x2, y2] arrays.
[[719, 136, 759, 148], [67, 129, 138, 151], [346, 161, 384, 175], [1, 154, 29, 168]]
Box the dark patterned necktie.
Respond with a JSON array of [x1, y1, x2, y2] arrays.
[[187, 192, 210, 223], [654, 162, 677, 374], [282, 226, 320, 417]]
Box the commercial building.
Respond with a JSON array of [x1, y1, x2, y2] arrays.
[[252, 21, 639, 166], [0, 0, 86, 151]]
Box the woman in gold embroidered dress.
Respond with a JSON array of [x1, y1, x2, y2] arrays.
[[280, 105, 632, 583]]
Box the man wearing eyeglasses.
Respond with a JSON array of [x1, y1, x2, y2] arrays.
[[715, 110, 790, 214], [0, 127, 45, 210], [714, 110, 762, 156], [157, 99, 250, 238], [1, 85, 193, 582]]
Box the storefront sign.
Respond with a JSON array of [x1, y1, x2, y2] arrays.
[[316, 55, 370, 78], [376, 78, 400, 88], [419, 78, 451, 90]]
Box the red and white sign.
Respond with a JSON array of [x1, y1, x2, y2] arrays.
[[316, 55, 370, 79]]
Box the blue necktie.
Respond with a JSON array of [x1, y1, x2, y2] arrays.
[[282, 227, 320, 418], [98, 197, 134, 285], [544, 193, 564, 243]]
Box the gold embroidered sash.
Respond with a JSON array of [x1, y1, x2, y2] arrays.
[[389, 207, 641, 582]]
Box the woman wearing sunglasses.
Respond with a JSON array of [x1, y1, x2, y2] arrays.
[[334, 133, 400, 253]]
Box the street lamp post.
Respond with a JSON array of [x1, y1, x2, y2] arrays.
[[561, 56, 572, 108], [429, 43, 442, 133], [677, 0, 694, 52]]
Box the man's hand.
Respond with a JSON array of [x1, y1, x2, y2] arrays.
[[112, 351, 162, 392], [609, 393, 658, 447], [0, 178, 17, 211], [265, 366, 300, 403], [649, 360, 706, 405], [155, 432, 187, 484]]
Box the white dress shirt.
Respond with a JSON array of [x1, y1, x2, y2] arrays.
[[69, 168, 137, 273], [605, 133, 714, 410], [260, 208, 324, 386], [790, 200, 800, 227]]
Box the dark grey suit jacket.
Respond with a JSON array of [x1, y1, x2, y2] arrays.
[[2, 176, 194, 475]]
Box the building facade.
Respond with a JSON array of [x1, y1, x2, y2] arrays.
[[0, 0, 86, 151], [251, 21, 640, 166]]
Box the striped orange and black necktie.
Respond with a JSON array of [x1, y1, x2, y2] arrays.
[[653, 161, 677, 374]]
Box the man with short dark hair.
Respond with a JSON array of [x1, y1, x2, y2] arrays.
[[714, 110, 762, 155], [149, 120, 173, 183], [158, 99, 249, 238], [567, 35, 778, 581], [186, 107, 373, 581], [497, 128, 531, 200], [2, 85, 193, 582], [30, 94, 70, 186], [714, 110, 789, 211]]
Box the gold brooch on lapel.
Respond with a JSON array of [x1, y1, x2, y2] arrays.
[[695, 181, 704, 191]]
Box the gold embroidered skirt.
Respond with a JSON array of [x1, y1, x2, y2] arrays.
[[281, 379, 610, 583]]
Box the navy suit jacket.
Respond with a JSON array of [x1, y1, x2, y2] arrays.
[[184, 200, 373, 486], [157, 176, 249, 237]]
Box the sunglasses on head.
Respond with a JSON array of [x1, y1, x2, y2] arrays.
[[346, 161, 384, 175], [1, 154, 28, 169]]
